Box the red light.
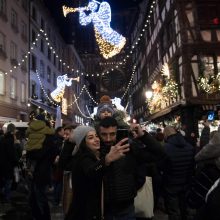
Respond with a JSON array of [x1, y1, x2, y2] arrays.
[[212, 18, 219, 25]]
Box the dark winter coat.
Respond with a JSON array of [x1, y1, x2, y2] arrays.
[[100, 132, 165, 215], [162, 133, 195, 186], [58, 140, 75, 171], [0, 132, 18, 179], [27, 134, 58, 186], [200, 126, 210, 148], [205, 178, 220, 220], [65, 149, 107, 220]]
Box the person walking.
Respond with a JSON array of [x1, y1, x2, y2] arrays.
[[162, 126, 195, 220]]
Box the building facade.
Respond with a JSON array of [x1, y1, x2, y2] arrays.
[[0, 0, 89, 126], [0, 0, 29, 124], [130, 0, 220, 134]]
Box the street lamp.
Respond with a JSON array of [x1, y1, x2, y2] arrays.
[[145, 90, 153, 99]]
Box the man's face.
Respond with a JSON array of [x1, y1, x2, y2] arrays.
[[99, 126, 117, 147]]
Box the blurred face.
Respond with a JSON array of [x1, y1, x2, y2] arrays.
[[99, 110, 112, 119], [99, 126, 117, 147], [58, 128, 64, 137], [85, 130, 100, 153], [64, 129, 71, 140]]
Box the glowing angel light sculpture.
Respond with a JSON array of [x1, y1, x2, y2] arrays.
[[63, 0, 126, 59], [51, 74, 79, 103]]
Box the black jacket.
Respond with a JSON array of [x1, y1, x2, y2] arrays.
[[100, 132, 165, 214], [0, 132, 18, 179], [65, 149, 107, 220], [162, 133, 195, 186]]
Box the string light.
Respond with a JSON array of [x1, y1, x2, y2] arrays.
[[198, 75, 220, 94], [74, 94, 92, 119], [84, 86, 98, 105], [4, 1, 157, 78], [121, 66, 136, 100], [162, 79, 178, 98], [36, 70, 60, 106]]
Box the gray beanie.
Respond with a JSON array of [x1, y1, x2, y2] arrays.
[[7, 123, 16, 133], [97, 103, 114, 118], [72, 125, 95, 155]]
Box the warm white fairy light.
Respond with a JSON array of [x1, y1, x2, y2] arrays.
[[36, 70, 60, 106], [198, 75, 220, 94], [64, 1, 126, 59], [73, 94, 92, 119], [84, 86, 98, 105]]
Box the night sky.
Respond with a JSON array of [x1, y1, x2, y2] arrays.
[[43, 0, 143, 51]]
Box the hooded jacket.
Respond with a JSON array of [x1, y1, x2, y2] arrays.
[[25, 120, 54, 151]]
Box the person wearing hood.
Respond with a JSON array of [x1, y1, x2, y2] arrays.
[[65, 125, 129, 220], [162, 126, 195, 220]]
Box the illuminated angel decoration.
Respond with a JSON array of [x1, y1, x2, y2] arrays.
[[63, 0, 126, 59], [51, 74, 79, 103]]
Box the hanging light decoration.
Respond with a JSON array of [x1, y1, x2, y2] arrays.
[[63, 0, 126, 59]]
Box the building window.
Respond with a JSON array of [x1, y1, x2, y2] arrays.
[[40, 39, 44, 53], [11, 9, 18, 31], [10, 77, 16, 99], [47, 26, 51, 38], [0, 31, 6, 52], [10, 41, 17, 63], [21, 0, 27, 11], [40, 60, 45, 78], [21, 82, 25, 102], [21, 50, 27, 71], [31, 81, 37, 98], [0, 0, 6, 14], [53, 72, 56, 86], [32, 29, 36, 43], [0, 70, 5, 95], [31, 54, 37, 71], [48, 47, 51, 60], [21, 20, 27, 41], [47, 66, 51, 82], [53, 54, 56, 66], [31, 5, 37, 21], [40, 17, 45, 30]]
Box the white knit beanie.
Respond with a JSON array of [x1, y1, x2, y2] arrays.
[[72, 125, 95, 155]]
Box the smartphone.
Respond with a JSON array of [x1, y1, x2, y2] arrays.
[[117, 129, 129, 144]]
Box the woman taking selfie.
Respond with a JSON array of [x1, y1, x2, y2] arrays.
[[65, 125, 129, 220]]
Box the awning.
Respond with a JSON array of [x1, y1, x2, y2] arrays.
[[149, 101, 185, 120], [30, 99, 57, 115]]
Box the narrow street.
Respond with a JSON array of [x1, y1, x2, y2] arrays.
[[0, 190, 168, 220]]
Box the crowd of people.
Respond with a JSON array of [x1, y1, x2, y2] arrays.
[[0, 96, 220, 220]]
